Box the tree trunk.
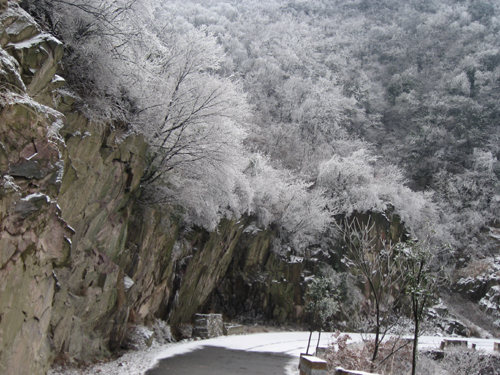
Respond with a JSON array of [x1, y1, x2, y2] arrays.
[[411, 298, 419, 375], [372, 308, 380, 361], [306, 330, 313, 355], [316, 328, 322, 354], [371, 286, 381, 361]]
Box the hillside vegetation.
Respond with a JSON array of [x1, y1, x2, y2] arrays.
[[23, 0, 500, 259]]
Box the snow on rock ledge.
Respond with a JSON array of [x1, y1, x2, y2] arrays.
[[479, 286, 500, 327]]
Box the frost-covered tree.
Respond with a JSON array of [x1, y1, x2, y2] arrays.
[[245, 154, 332, 252], [317, 148, 437, 240], [305, 276, 338, 355], [25, 0, 500, 257], [22, 0, 143, 121], [133, 29, 250, 185], [396, 239, 436, 375], [24, 0, 259, 231]]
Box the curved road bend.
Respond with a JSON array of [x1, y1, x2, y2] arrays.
[[145, 346, 295, 375], [144, 331, 500, 375]]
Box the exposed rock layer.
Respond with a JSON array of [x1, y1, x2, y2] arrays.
[[0, 3, 150, 373]]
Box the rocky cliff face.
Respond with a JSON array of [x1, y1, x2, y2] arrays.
[[0, 4, 72, 374], [199, 209, 410, 327], [0, 3, 149, 373]]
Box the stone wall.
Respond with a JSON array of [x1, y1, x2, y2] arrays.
[[194, 314, 223, 338]]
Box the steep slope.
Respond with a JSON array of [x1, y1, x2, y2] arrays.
[[0, 2, 153, 372], [0, 3, 73, 373]]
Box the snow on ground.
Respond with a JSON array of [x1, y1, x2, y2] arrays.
[[48, 343, 172, 375], [48, 331, 500, 375]]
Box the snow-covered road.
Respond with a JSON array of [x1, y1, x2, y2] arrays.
[[147, 332, 500, 374], [49, 331, 500, 375], [152, 331, 500, 362]]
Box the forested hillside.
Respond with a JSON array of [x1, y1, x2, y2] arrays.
[[25, 0, 500, 257], [154, 0, 500, 256]]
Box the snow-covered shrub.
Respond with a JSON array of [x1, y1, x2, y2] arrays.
[[421, 347, 500, 375], [455, 258, 493, 280], [145, 145, 252, 232], [305, 276, 339, 331], [313, 266, 363, 330], [125, 321, 174, 350], [433, 154, 500, 252], [152, 320, 175, 345]]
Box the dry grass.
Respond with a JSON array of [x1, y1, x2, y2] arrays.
[[323, 331, 500, 375], [324, 332, 413, 375], [418, 347, 500, 375]]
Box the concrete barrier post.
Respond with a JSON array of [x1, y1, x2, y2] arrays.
[[299, 354, 327, 375], [223, 324, 244, 336]]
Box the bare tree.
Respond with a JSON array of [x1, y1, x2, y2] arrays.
[[337, 216, 408, 362], [396, 239, 435, 375]]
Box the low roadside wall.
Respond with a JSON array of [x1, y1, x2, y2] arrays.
[[299, 354, 327, 375]]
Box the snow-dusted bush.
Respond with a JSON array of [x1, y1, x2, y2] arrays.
[[420, 347, 500, 375], [145, 154, 252, 232], [125, 320, 174, 351], [433, 150, 500, 251]]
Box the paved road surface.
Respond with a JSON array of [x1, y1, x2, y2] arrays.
[[145, 346, 295, 375], [144, 331, 500, 375]]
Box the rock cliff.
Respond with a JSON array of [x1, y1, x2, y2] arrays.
[[0, 2, 150, 373]]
